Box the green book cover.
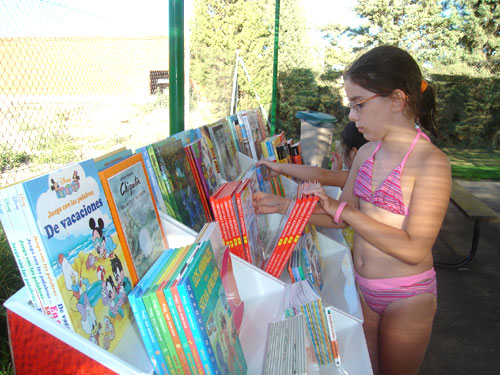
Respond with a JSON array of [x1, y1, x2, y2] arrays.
[[185, 240, 247, 374], [146, 143, 178, 219]]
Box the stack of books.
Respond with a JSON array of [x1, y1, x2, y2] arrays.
[[288, 224, 324, 292], [209, 177, 265, 268], [263, 181, 320, 278], [128, 237, 247, 375], [0, 158, 139, 352], [284, 279, 335, 366], [262, 313, 320, 375]]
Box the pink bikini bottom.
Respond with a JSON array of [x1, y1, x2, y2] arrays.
[[355, 268, 437, 314]]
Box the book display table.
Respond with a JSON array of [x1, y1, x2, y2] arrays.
[[4, 160, 371, 374]]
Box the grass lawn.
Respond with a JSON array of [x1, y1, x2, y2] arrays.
[[444, 148, 500, 181]]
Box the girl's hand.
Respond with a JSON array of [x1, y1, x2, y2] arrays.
[[256, 159, 281, 179], [330, 151, 343, 171], [303, 185, 340, 218], [252, 191, 291, 215]]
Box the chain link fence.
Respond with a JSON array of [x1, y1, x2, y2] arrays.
[[0, 2, 178, 187]]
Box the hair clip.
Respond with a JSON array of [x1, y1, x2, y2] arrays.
[[420, 80, 428, 93]]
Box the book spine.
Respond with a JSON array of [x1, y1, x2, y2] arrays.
[[146, 145, 177, 219], [16, 184, 74, 330], [156, 288, 191, 374], [150, 291, 184, 374], [170, 286, 205, 374], [234, 191, 252, 263], [128, 291, 162, 375], [135, 292, 170, 374], [185, 146, 212, 221], [0, 187, 44, 312], [164, 287, 199, 374], [241, 113, 258, 160], [273, 196, 318, 278], [178, 283, 219, 374], [264, 199, 301, 277], [139, 146, 168, 215], [226, 117, 241, 152], [227, 194, 245, 260], [142, 292, 176, 373]]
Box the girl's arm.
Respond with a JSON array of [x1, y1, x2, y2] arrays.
[[257, 159, 349, 188]]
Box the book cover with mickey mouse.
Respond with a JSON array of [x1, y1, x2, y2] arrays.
[[17, 158, 135, 352]]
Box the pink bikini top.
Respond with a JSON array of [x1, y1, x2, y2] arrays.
[[353, 129, 430, 216]]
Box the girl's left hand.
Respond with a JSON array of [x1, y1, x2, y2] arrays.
[[330, 151, 343, 171], [303, 185, 341, 218]]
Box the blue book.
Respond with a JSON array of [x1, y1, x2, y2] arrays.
[[129, 248, 175, 375]]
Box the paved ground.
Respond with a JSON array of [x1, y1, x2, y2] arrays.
[[420, 180, 500, 375]]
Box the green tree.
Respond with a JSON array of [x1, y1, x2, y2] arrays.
[[190, 0, 313, 123]]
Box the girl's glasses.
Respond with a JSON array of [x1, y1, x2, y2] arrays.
[[348, 94, 380, 113]]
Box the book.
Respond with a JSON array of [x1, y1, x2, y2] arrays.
[[175, 241, 220, 374], [98, 152, 168, 285], [284, 280, 334, 366], [153, 137, 207, 232], [145, 142, 178, 220], [184, 142, 213, 221], [9, 159, 134, 352], [136, 145, 168, 215], [234, 178, 264, 267], [94, 147, 133, 172], [264, 182, 320, 278], [180, 240, 248, 374], [128, 248, 175, 375], [185, 137, 220, 210], [206, 119, 242, 182], [163, 243, 206, 374], [0, 186, 45, 312]]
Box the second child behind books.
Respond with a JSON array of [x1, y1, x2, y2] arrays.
[[257, 121, 367, 189]]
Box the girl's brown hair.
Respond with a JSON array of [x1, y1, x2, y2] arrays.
[[344, 45, 438, 137]]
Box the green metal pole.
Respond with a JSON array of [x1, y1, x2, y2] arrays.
[[270, 0, 280, 135], [169, 0, 184, 135]]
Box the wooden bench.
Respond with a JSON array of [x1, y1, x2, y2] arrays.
[[435, 180, 500, 268]]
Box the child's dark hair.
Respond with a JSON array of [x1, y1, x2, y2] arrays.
[[341, 121, 367, 158], [344, 45, 438, 137]]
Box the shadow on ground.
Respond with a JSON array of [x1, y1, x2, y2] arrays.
[[421, 181, 500, 375]]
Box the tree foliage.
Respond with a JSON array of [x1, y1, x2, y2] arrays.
[[190, 0, 314, 124]]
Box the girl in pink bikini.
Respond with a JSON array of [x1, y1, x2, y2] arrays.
[[254, 46, 451, 374]]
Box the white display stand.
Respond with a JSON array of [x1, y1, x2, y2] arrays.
[[4, 153, 371, 374]]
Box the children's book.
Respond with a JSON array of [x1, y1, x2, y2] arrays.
[[0, 186, 45, 313], [186, 137, 220, 209], [135, 145, 168, 215], [264, 182, 319, 278], [154, 137, 206, 232], [128, 248, 175, 375], [180, 241, 248, 374], [15, 159, 135, 352], [94, 147, 133, 172], [234, 178, 264, 268], [206, 119, 242, 182], [98, 152, 168, 285], [184, 141, 214, 221]]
